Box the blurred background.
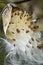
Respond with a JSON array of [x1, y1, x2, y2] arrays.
[[0, 0, 43, 65]]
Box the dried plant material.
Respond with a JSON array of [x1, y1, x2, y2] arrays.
[[2, 3, 43, 65]]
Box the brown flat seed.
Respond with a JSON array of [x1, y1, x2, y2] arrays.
[[12, 32, 15, 34], [15, 13, 17, 15], [8, 26, 9, 28], [31, 38, 34, 41], [28, 25, 31, 28], [13, 39, 16, 41], [30, 22, 33, 25], [34, 20, 37, 23], [37, 45, 43, 49], [16, 29, 20, 33], [14, 44, 15, 46], [20, 16, 22, 19], [26, 30, 29, 33], [27, 18, 29, 21], [33, 26, 39, 29], [33, 26, 37, 29], [9, 22, 14, 24], [9, 22, 11, 24], [25, 22, 27, 24], [37, 26, 39, 28], [37, 17, 40, 21], [29, 41, 31, 44]]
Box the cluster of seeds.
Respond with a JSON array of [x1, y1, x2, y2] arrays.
[[6, 7, 41, 50]]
